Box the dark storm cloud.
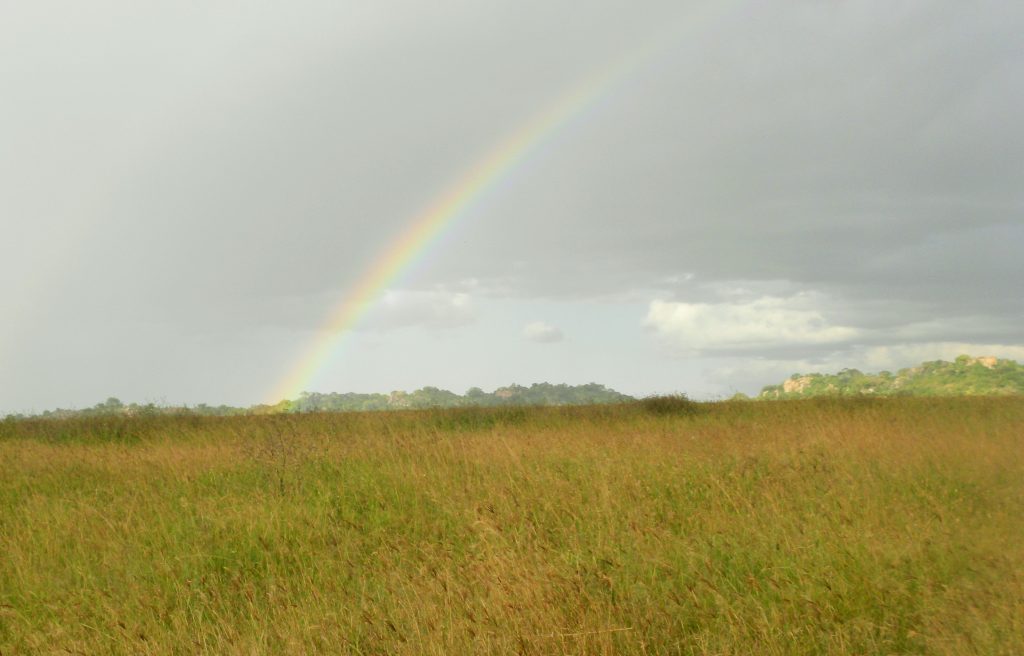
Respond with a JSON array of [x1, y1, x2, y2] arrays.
[[3, 0, 1022, 409], [431, 1, 1024, 348]]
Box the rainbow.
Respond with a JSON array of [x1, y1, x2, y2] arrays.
[[266, 18, 720, 405]]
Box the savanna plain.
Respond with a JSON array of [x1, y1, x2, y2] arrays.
[[1, 397, 1022, 655]]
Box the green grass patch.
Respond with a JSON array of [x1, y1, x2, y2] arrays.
[[1, 397, 1022, 654]]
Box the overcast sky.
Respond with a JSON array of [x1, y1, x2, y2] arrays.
[[3, 0, 1022, 412]]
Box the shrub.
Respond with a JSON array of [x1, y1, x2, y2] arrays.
[[639, 393, 704, 416]]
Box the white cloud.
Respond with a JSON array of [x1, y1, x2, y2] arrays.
[[522, 321, 564, 343], [645, 294, 859, 354], [360, 289, 476, 332]]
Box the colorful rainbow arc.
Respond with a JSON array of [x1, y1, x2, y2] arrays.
[[266, 24, 703, 405]]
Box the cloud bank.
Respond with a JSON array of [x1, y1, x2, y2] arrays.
[[645, 295, 860, 354]]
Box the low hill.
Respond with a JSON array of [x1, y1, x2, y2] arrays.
[[760, 354, 1024, 399]]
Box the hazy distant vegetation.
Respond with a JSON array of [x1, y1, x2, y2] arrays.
[[287, 382, 634, 412], [2, 397, 1022, 653], [760, 354, 1024, 399], [7, 382, 634, 420], [14, 355, 1023, 422]]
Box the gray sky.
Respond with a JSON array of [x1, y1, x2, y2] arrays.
[[3, 0, 1022, 412]]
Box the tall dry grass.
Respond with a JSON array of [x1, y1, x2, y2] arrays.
[[1, 398, 1022, 654]]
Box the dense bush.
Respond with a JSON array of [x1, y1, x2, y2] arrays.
[[638, 393, 704, 416]]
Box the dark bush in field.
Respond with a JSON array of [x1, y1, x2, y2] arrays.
[[638, 393, 705, 416]]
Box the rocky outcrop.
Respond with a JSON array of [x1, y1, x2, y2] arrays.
[[783, 376, 814, 394]]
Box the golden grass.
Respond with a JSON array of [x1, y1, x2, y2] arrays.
[[1, 398, 1022, 654]]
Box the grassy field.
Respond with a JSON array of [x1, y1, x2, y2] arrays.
[[1, 397, 1022, 654]]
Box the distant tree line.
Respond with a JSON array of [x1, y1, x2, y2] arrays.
[[286, 382, 633, 413], [4, 383, 635, 420]]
